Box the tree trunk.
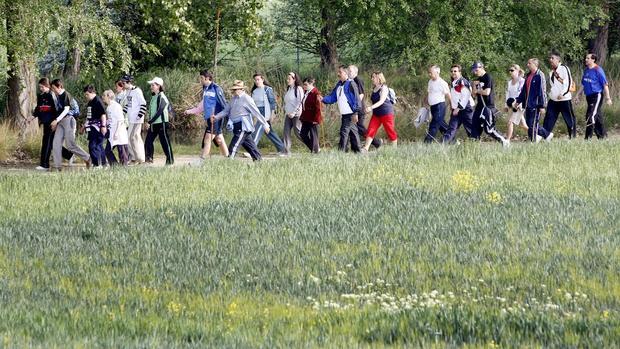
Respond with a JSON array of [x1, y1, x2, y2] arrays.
[[6, 60, 38, 138], [588, 2, 609, 66], [63, 47, 82, 78], [319, 7, 338, 69]]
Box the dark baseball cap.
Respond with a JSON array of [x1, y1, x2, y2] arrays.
[[120, 74, 134, 83], [471, 62, 484, 71]]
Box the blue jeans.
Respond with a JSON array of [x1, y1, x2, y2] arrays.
[[424, 102, 449, 143], [443, 107, 475, 143], [252, 107, 285, 152], [88, 130, 106, 166], [525, 108, 549, 141]]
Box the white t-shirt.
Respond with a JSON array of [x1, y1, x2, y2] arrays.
[[549, 64, 572, 101], [428, 78, 450, 106], [107, 101, 129, 147], [284, 86, 304, 117], [505, 78, 525, 101], [337, 85, 353, 115]]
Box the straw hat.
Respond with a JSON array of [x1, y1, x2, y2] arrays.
[[230, 80, 246, 90]]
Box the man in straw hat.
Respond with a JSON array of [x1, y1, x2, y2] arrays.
[[213, 80, 270, 161]]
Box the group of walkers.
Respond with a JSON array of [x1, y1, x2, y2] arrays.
[[423, 51, 613, 147], [29, 51, 613, 169]]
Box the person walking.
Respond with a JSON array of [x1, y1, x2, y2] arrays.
[[213, 80, 271, 161], [322, 65, 363, 153], [349, 65, 381, 150], [299, 77, 322, 153], [504, 64, 528, 141], [144, 77, 174, 165], [251, 73, 285, 154], [471, 62, 510, 147], [513, 58, 553, 143], [363, 71, 397, 150], [424, 65, 450, 143], [49, 79, 90, 170], [81, 85, 108, 167], [575, 53, 613, 140], [282, 72, 304, 155], [31, 78, 73, 170], [185, 70, 230, 161], [121, 75, 147, 164], [544, 51, 576, 138], [102, 90, 129, 166], [443, 65, 476, 143]]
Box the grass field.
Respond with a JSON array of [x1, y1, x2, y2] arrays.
[[0, 140, 619, 348]]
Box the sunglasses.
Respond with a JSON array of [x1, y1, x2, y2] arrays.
[[508, 69, 515, 72]]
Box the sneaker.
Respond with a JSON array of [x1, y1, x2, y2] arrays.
[[502, 139, 511, 148], [242, 152, 252, 159], [35, 166, 48, 171], [536, 135, 543, 143], [545, 132, 554, 143], [68, 156, 75, 167], [277, 152, 290, 157], [93, 165, 104, 170]]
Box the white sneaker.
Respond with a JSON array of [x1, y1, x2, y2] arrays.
[[536, 135, 543, 143], [545, 132, 554, 143], [502, 139, 511, 148], [93, 165, 104, 170], [68, 156, 75, 167], [35, 166, 48, 171]]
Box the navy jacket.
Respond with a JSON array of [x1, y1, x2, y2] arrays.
[[322, 79, 361, 115], [516, 69, 547, 109]]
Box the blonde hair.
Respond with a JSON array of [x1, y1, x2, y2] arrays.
[[510, 64, 524, 77], [102, 90, 116, 101], [371, 71, 387, 85]]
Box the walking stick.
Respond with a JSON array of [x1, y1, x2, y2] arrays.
[[211, 8, 221, 160]]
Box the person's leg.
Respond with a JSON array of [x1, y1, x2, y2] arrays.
[[252, 122, 265, 146], [40, 123, 54, 168], [283, 117, 294, 154], [364, 115, 381, 150], [436, 102, 449, 134], [543, 100, 559, 134], [338, 114, 352, 152], [96, 132, 107, 166], [144, 126, 157, 162], [348, 117, 362, 153], [310, 124, 320, 153], [52, 122, 66, 169], [201, 124, 213, 158], [506, 118, 515, 141], [443, 113, 460, 143], [127, 123, 137, 161], [524, 108, 536, 142], [242, 132, 262, 161], [564, 101, 577, 139], [105, 140, 119, 166], [471, 106, 483, 140], [262, 121, 285, 152], [62, 118, 90, 162], [228, 122, 244, 158], [593, 95, 606, 139], [299, 121, 313, 151], [584, 94, 600, 140], [381, 114, 398, 145], [483, 112, 508, 144], [425, 103, 443, 143], [117, 145, 129, 166], [157, 123, 174, 165]]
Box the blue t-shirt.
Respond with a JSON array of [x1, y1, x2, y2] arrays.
[[582, 65, 608, 96]]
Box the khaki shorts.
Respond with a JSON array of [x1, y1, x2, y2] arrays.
[[509, 109, 525, 125]]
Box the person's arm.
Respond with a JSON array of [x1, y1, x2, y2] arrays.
[[100, 113, 107, 135], [349, 81, 361, 121], [216, 86, 228, 113], [245, 96, 270, 132], [267, 87, 277, 113], [213, 100, 231, 121], [538, 73, 547, 111], [514, 82, 525, 109], [321, 85, 337, 104], [137, 90, 147, 119], [293, 87, 304, 117], [185, 100, 204, 115], [604, 84, 612, 105]]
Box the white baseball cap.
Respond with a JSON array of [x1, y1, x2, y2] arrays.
[[147, 77, 164, 87]]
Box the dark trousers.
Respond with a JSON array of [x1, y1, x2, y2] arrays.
[[145, 122, 174, 165], [229, 122, 262, 161], [585, 93, 606, 139], [424, 102, 449, 143], [525, 108, 550, 141], [544, 100, 576, 138], [88, 130, 107, 167], [473, 105, 506, 143], [338, 113, 361, 152], [105, 141, 129, 166], [356, 113, 380, 148], [443, 107, 474, 143], [300, 121, 320, 153], [40, 122, 72, 168]]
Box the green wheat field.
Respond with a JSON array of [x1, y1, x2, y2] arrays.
[[0, 140, 619, 348]]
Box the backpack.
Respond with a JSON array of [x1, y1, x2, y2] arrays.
[[69, 98, 80, 118], [387, 87, 397, 104]]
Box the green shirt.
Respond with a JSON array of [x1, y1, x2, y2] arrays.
[[149, 92, 169, 124]]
